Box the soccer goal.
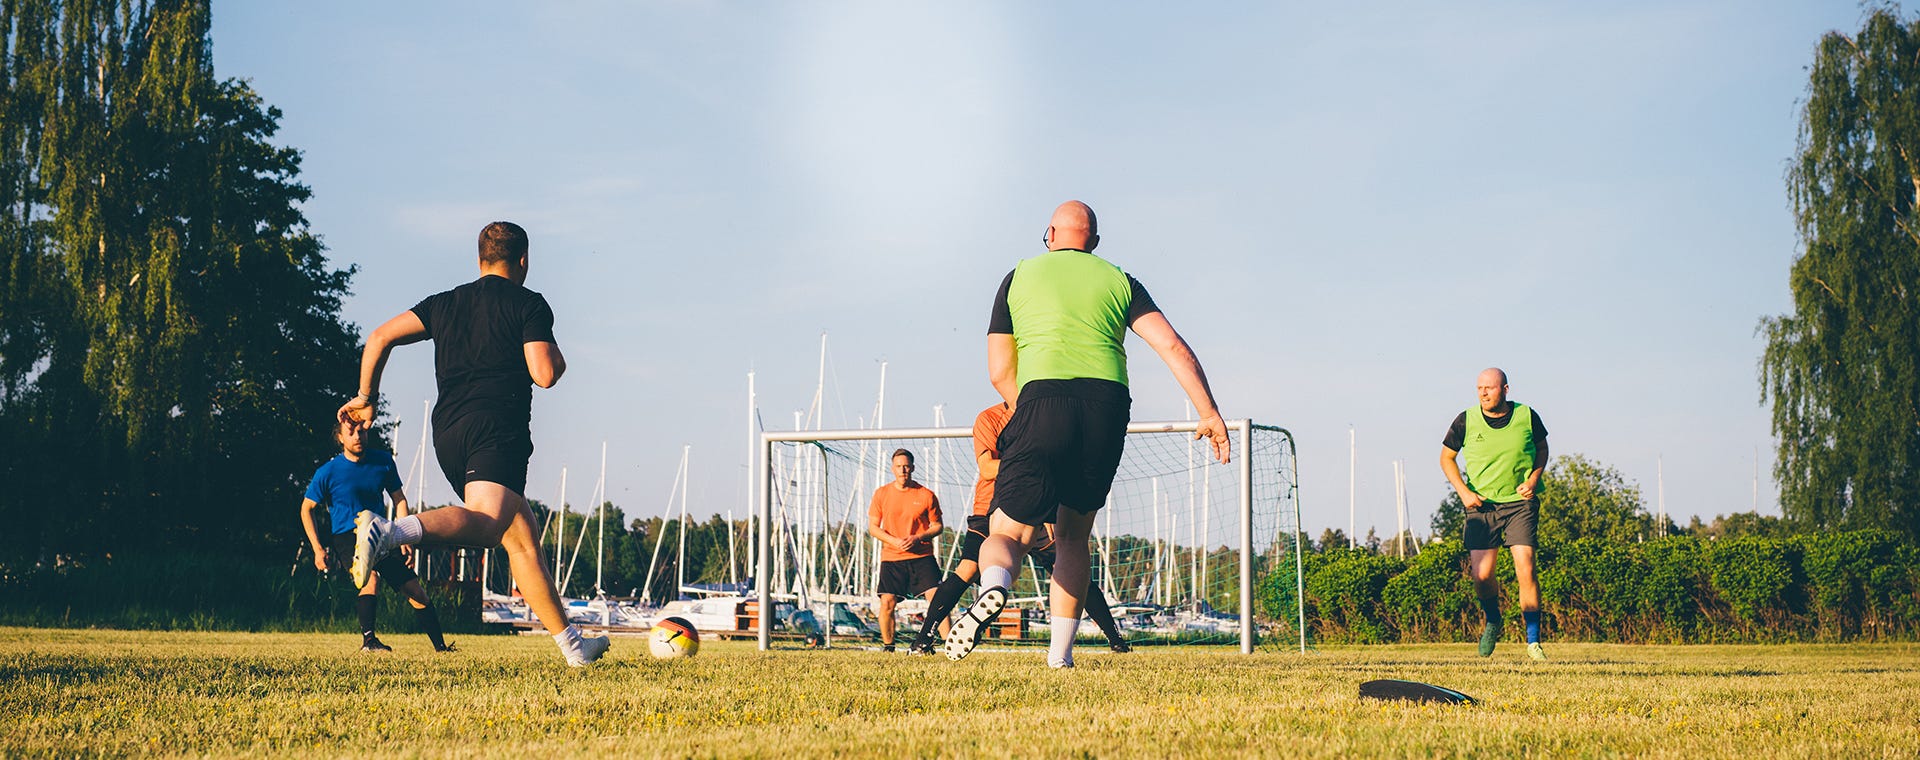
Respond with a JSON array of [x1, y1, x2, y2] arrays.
[[753, 419, 1305, 653]]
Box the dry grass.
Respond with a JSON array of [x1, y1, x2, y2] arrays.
[[4, 627, 1917, 758]]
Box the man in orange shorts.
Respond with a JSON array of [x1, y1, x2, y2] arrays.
[[868, 448, 945, 652]]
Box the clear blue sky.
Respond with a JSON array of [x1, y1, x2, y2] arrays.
[[213, 2, 1862, 537]]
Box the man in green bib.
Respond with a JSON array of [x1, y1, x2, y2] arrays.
[[943, 200, 1229, 668], [1440, 367, 1550, 661]]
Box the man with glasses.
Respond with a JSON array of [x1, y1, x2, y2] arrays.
[[946, 200, 1229, 668], [867, 448, 945, 652]]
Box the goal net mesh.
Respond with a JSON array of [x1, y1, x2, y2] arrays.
[[764, 422, 1301, 648]]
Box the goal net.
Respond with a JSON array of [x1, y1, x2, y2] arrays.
[[753, 419, 1304, 653]]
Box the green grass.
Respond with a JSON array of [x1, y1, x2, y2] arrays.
[[4, 627, 1918, 758]]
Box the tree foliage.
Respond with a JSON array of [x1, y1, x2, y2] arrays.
[[0, 0, 359, 560], [1761, 8, 1920, 539]]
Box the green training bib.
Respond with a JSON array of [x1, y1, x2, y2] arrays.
[[1006, 250, 1133, 388], [1462, 402, 1537, 503]]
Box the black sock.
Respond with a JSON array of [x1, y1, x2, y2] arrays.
[[414, 604, 447, 649], [1478, 595, 1501, 626], [356, 595, 377, 641], [919, 574, 973, 641], [1084, 586, 1124, 645]]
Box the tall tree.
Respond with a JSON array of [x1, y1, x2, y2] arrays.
[[1762, 8, 1920, 539], [0, 1, 359, 560]]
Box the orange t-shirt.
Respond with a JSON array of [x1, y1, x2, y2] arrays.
[[870, 482, 940, 561], [971, 403, 1013, 516]]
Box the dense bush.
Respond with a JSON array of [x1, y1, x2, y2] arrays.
[[1269, 531, 1920, 644]]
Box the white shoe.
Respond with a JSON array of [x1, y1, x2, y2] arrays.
[[563, 634, 612, 667], [1048, 658, 1075, 669], [944, 586, 1007, 662], [350, 512, 398, 590]]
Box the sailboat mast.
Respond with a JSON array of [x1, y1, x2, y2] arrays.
[[746, 371, 757, 589], [677, 445, 691, 599], [596, 442, 607, 595]]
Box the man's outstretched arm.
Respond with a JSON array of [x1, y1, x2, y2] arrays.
[[1132, 311, 1229, 464], [299, 498, 328, 571], [338, 311, 429, 427]]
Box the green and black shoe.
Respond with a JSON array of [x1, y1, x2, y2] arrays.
[[1477, 620, 1502, 658]]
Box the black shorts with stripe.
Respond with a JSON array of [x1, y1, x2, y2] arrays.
[[990, 379, 1131, 528], [433, 413, 534, 497]]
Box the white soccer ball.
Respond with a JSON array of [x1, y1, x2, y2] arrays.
[[648, 616, 700, 659]]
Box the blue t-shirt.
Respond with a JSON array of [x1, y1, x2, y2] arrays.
[[304, 451, 403, 536]]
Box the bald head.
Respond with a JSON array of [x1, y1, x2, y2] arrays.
[[1476, 368, 1510, 413], [1045, 200, 1099, 251]]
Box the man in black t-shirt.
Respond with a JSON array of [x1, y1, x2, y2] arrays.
[[336, 221, 609, 667]]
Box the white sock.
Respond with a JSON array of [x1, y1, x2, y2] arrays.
[[391, 515, 425, 545], [1049, 616, 1080, 667], [553, 625, 582, 649], [981, 565, 1014, 593]]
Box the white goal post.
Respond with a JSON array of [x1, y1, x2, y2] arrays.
[[754, 419, 1305, 654]]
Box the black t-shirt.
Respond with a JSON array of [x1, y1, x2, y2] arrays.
[[986, 266, 1161, 335], [1442, 403, 1549, 459], [410, 275, 556, 432]]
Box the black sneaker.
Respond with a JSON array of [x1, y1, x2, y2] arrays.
[[434, 642, 458, 653], [1109, 640, 1132, 654], [881, 643, 896, 653], [361, 637, 393, 653]]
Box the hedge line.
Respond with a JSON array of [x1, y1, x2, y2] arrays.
[[0, 552, 490, 634], [1258, 530, 1920, 644]]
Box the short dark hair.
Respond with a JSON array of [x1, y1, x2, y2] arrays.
[[478, 221, 528, 265], [891, 448, 914, 465]]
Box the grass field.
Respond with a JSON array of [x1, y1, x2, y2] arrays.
[[4, 627, 1917, 758]]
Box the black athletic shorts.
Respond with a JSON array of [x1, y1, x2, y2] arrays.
[[958, 515, 991, 564], [1464, 498, 1538, 550], [327, 531, 417, 586], [433, 413, 534, 497], [991, 379, 1131, 527], [876, 556, 940, 597]]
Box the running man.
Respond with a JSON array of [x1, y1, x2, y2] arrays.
[[947, 200, 1229, 668], [1440, 367, 1550, 661], [868, 448, 944, 652], [337, 221, 609, 666], [299, 420, 453, 653], [906, 401, 1129, 655]]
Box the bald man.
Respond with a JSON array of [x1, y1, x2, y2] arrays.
[[945, 200, 1228, 668], [1440, 368, 1550, 661]]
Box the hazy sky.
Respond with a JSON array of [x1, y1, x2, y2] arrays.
[[213, 2, 1860, 537]]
